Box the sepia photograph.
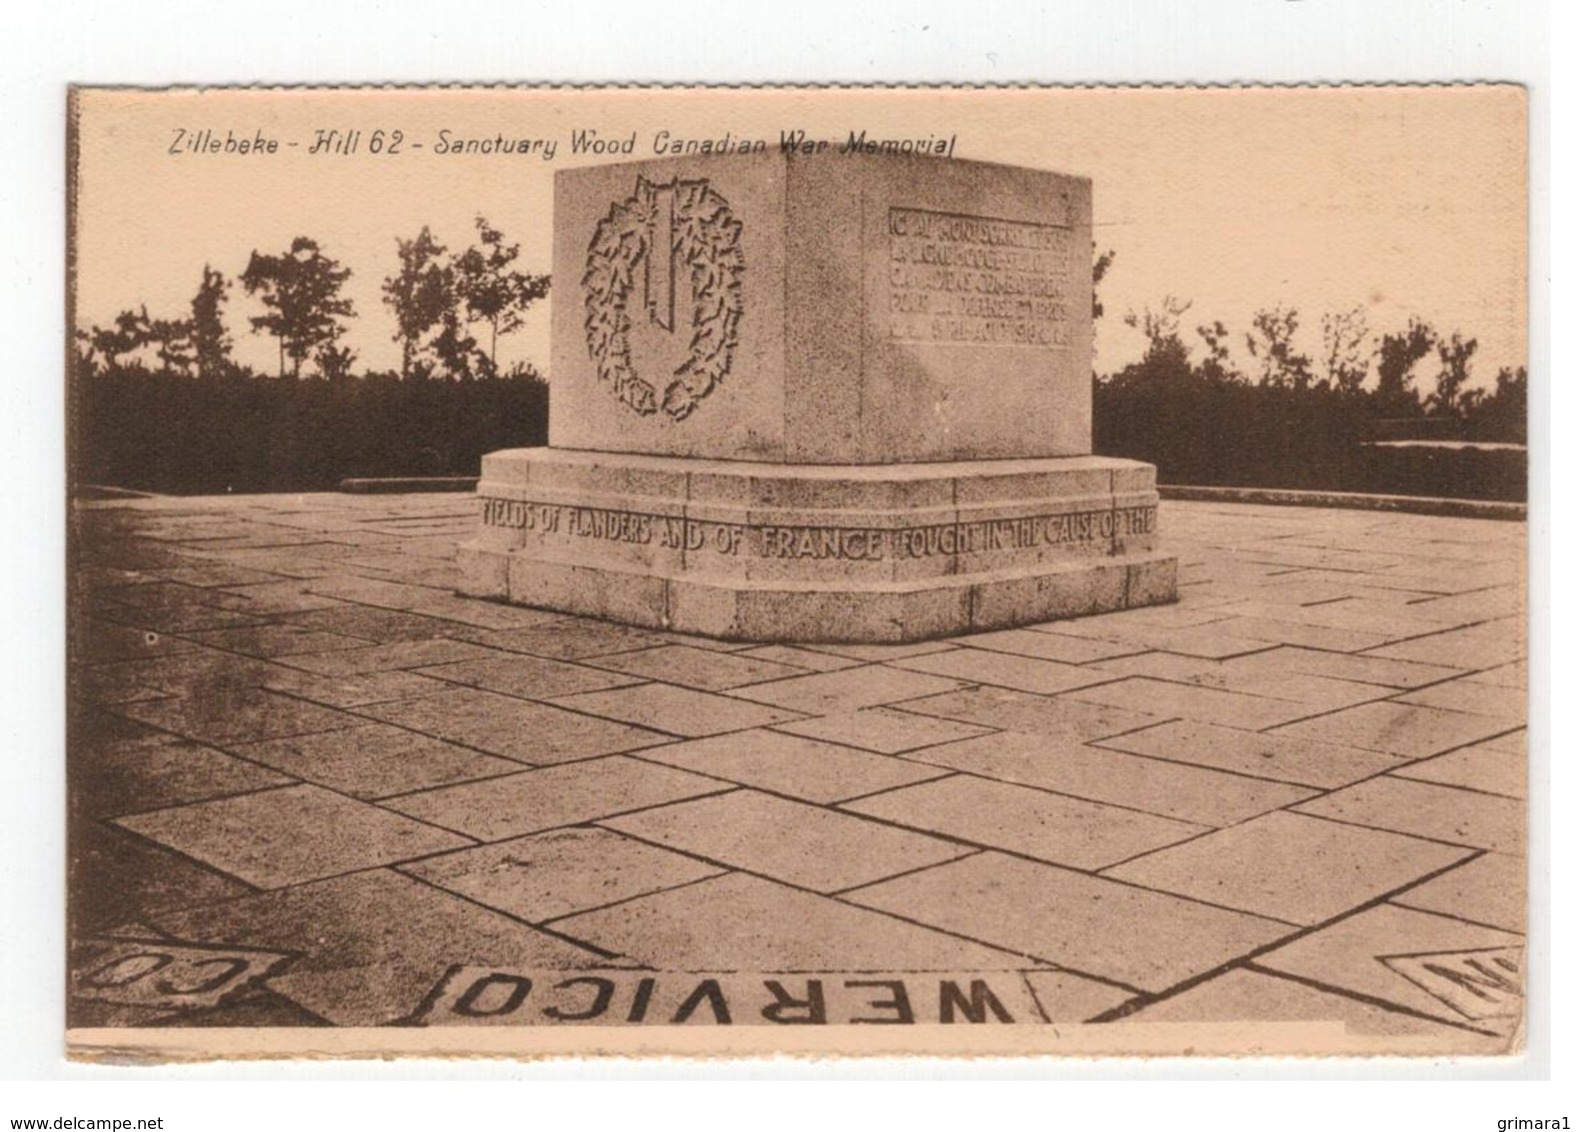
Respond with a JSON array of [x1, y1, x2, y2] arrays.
[[62, 82, 1530, 1063]]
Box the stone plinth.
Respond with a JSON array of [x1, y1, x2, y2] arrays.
[[459, 448, 1174, 643], [459, 151, 1176, 641]]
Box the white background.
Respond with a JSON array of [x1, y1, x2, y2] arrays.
[[0, 0, 1562, 1123]]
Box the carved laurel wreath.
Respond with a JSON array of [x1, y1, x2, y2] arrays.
[[582, 176, 745, 420]]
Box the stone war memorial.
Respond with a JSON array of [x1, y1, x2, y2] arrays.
[[459, 151, 1176, 641]]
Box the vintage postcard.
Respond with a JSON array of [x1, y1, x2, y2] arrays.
[[66, 84, 1529, 1061]]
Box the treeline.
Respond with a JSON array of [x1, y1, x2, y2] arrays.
[[75, 236, 1527, 500], [77, 215, 548, 383], [1093, 285, 1527, 501], [74, 217, 553, 493]]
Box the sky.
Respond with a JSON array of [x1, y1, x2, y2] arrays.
[[73, 86, 1528, 387]]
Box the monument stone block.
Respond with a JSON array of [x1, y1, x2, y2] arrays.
[[550, 153, 1092, 463], [460, 150, 1176, 642]]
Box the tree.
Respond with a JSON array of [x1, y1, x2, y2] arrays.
[[453, 216, 550, 376], [147, 316, 195, 376], [1125, 296, 1192, 361], [89, 306, 152, 369], [1195, 320, 1244, 385], [1466, 365, 1527, 443], [241, 236, 355, 378], [1374, 317, 1436, 416], [1092, 245, 1116, 321], [382, 226, 452, 380], [1119, 296, 1194, 385], [1320, 307, 1370, 394], [1245, 305, 1314, 390], [430, 309, 490, 382], [73, 328, 95, 372], [1428, 331, 1479, 417], [189, 265, 233, 379], [316, 342, 358, 382]]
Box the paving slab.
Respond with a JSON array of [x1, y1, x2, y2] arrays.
[[844, 775, 1208, 871], [1270, 701, 1514, 759], [256, 668, 458, 709], [1395, 678, 1528, 722], [1407, 588, 1525, 624], [91, 648, 299, 696], [1219, 646, 1464, 690], [636, 729, 952, 803], [115, 784, 472, 889], [74, 736, 294, 818], [1481, 729, 1527, 754], [75, 669, 171, 707], [1463, 660, 1527, 689], [1363, 618, 1527, 669], [456, 621, 666, 660], [905, 730, 1317, 827], [1213, 617, 1394, 653], [1294, 776, 1525, 854], [276, 605, 480, 643], [892, 649, 1118, 696], [228, 723, 523, 800], [901, 686, 1163, 744], [732, 645, 865, 672], [1092, 655, 1397, 712], [357, 687, 670, 763], [69, 820, 255, 934], [302, 576, 445, 611], [74, 620, 200, 663], [1104, 811, 1473, 925], [731, 666, 969, 716], [153, 563, 296, 589], [384, 756, 726, 842], [413, 653, 645, 700], [1068, 678, 1316, 731], [1094, 719, 1403, 789], [550, 684, 806, 738], [1391, 742, 1527, 799], [113, 688, 361, 745], [949, 628, 1146, 664], [96, 581, 259, 615], [1021, 970, 1138, 1023], [552, 871, 1029, 971], [603, 790, 974, 893], [578, 644, 810, 691], [770, 708, 995, 755], [211, 581, 350, 615], [792, 641, 958, 663], [1040, 622, 1277, 660], [1391, 852, 1526, 933], [281, 638, 507, 677], [184, 625, 375, 658], [401, 827, 726, 924], [845, 853, 1293, 992]]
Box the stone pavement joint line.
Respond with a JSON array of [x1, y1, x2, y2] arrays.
[[68, 493, 1526, 1049]]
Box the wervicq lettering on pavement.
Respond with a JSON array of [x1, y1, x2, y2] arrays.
[[409, 968, 1050, 1027]]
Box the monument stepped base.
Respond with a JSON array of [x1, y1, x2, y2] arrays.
[[457, 448, 1177, 644]]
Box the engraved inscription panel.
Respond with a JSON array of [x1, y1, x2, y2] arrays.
[[888, 208, 1074, 348], [481, 497, 1155, 561]]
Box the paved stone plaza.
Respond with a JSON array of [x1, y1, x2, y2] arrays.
[[68, 491, 1527, 1051]]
